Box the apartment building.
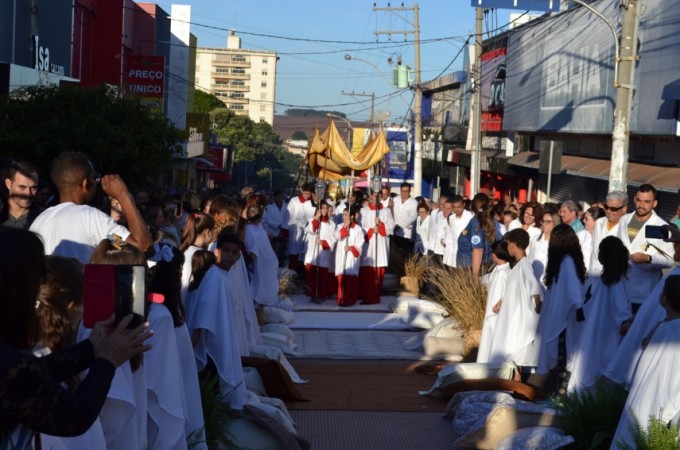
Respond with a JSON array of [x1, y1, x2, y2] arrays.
[[195, 31, 277, 125]]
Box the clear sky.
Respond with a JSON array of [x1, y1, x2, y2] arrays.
[[154, 1, 515, 123]]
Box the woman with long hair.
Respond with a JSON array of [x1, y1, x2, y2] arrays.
[[244, 203, 280, 307], [179, 211, 214, 304], [0, 227, 150, 450], [534, 224, 588, 395], [568, 236, 632, 392], [510, 201, 543, 242], [528, 210, 561, 289]]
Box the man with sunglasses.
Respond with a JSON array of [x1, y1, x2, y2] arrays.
[[588, 190, 628, 276], [616, 184, 675, 312]]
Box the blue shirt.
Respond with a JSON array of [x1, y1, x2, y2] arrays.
[[457, 216, 492, 268]]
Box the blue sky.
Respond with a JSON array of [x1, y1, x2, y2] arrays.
[[155, 1, 514, 123]]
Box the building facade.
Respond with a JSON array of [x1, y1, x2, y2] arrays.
[[195, 31, 277, 125]]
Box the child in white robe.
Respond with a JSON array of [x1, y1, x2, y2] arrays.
[[179, 212, 214, 306], [359, 193, 395, 304], [303, 201, 337, 303], [335, 206, 364, 306], [533, 224, 587, 394], [189, 231, 248, 410], [244, 204, 280, 307], [477, 240, 513, 363], [568, 236, 632, 393], [611, 275, 680, 449], [488, 228, 542, 367]]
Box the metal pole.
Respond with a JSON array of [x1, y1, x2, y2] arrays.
[[470, 7, 483, 197], [609, 0, 639, 193], [413, 4, 422, 196], [546, 141, 554, 203]]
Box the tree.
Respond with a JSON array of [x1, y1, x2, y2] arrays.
[[194, 90, 226, 114], [0, 85, 182, 188], [291, 131, 308, 140]]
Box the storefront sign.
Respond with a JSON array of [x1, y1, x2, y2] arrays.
[[33, 36, 66, 76]]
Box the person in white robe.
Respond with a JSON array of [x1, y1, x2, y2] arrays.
[[604, 226, 680, 387], [616, 184, 674, 309], [528, 211, 560, 289], [244, 205, 280, 307], [359, 194, 395, 304], [285, 183, 316, 270], [443, 196, 474, 268], [303, 201, 338, 302], [611, 275, 680, 450], [179, 212, 214, 305], [335, 206, 364, 306], [577, 206, 606, 275], [534, 224, 587, 385], [488, 228, 542, 367], [430, 195, 448, 263], [477, 240, 512, 363], [414, 202, 432, 255], [189, 233, 248, 410], [589, 190, 627, 277], [568, 236, 632, 393], [262, 189, 288, 267]]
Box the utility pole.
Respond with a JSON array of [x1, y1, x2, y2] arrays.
[[470, 7, 483, 198], [341, 91, 375, 124], [609, 0, 639, 193], [373, 3, 422, 196]]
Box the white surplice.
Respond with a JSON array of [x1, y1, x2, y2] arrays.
[[231, 255, 263, 347], [303, 217, 338, 268], [535, 256, 585, 374], [181, 244, 202, 306], [414, 213, 432, 255], [174, 324, 207, 449], [568, 278, 631, 392], [286, 195, 316, 258], [527, 233, 549, 290], [488, 257, 542, 366], [244, 223, 280, 307], [360, 204, 394, 268], [477, 262, 511, 363], [589, 217, 621, 277], [443, 210, 474, 268], [611, 318, 680, 450], [189, 265, 247, 409], [334, 223, 364, 276], [604, 266, 680, 386], [145, 304, 188, 450]]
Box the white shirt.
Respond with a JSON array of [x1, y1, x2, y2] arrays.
[[392, 195, 418, 240], [263, 201, 288, 237], [30, 202, 130, 263]]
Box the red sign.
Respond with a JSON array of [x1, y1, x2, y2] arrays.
[[123, 55, 165, 99]]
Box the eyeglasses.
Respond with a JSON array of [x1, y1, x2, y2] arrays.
[[603, 204, 625, 212], [542, 219, 553, 224]]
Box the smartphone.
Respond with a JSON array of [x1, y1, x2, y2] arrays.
[[83, 264, 147, 328], [645, 225, 668, 240]]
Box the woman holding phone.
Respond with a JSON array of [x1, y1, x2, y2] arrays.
[[0, 226, 152, 450]]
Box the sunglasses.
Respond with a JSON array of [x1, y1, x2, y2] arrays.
[[603, 204, 625, 212]]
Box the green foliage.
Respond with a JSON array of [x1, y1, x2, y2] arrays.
[[0, 85, 181, 188], [555, 382, 628, 450], [284, 108, 346, 118], [619, 415, 680, 450], [291, 131, 308, 140], [198, 374, 239, 449], [194, 90, 226, 113]]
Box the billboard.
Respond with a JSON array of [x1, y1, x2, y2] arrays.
[[481, 46, 507, 132], [123, 55, 165, 113]]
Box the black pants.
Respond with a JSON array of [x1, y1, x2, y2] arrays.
[[388, 235, 414, 277]]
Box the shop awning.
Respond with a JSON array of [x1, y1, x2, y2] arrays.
[[508, 151, 680, 193], [447, 148, 512, 174]]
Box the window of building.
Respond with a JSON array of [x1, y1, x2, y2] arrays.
[[214, 80, 229, 86], [232, 80, 245, 87], [232, 68, 245, 75], [215, 67, 229, 74], [262, 70, 268, 76], [262, 58, 268, 64], [260, 117, 266, 122], [231, 104, 245, 110], [260, 104, 266, 112], [232, 55, 246, 63], [261, 82, 267, 88], [230, 92, 245, 98], [260, 93, 267, 100]]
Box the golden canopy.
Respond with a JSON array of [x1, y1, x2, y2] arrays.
[[307, 119, 390, 181]]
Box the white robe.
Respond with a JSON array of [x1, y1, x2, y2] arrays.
[[145, 304, 188, 450], [181, 245, 202, 306], [528, 233, 549, 289], [577, 229, 593, 273], [535, 256, 585, 374], [604, 266, 680, 386], [392, 195, 418, 239], [231, 255, 263, 347], [263, 201, 288, 237], [303, 218, 337, 268], [174, 324, 207, 449], [568, 278, 631, 392], [611, 318, 680, 450], [431, 210, 447, 256], [334, 223, 364, 276], [188, 265, 247, 409], [244, 223, 279, 306], [286, 195, 316, 257], [488, 257, 542, 366], [443, 210, 474, 267], [617, 211, 675, 304], [477, 263, 511, 363], [414, 214, 432, 255], [360, 205, 394, 268]]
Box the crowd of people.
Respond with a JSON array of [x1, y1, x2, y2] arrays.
[[3, 151, 680, 449]]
